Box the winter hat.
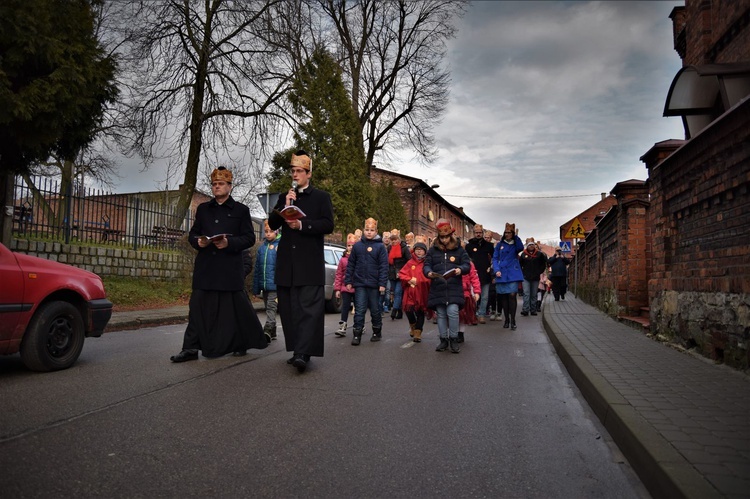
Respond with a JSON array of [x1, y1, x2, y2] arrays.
[[290, 150, 312, 171], [210, 166, 233, 183], [413, 242, 428, 252]]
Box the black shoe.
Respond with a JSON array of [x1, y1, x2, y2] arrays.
[[449, 339, 460, 353], [511, 321, 517, 330], [520, 311, 529, 316], [396, 309, 403, 319], [391, 309, 397, 320], [232, 350, 247, 357], [530, 311, 537, 316], [170, 350, 198, 363], [436, 338, 449, 352], [503, 320, 510, 329], [370, 333, 381, 342], [561, 295, 565, 300], [292, 355, 307, 373], [287, 355, 296, 364], [457, 331, 464, 343], [352, 333, 362, 346]]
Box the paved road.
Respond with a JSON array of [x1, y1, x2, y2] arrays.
[[0, 304, 646, 498]]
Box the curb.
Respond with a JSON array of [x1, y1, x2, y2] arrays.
[[542, 309, 720, 499]]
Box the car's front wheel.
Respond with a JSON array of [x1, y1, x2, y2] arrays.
[[20, 301, 85, 372]]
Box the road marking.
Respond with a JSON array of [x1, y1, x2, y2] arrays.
[[515, 348, 524, 357]]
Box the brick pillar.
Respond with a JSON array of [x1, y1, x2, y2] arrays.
[[612, 180, 650, 316]]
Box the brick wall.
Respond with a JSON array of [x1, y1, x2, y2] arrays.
[[645, 97, 750, 369], [678, 0, 750, 65], [10, 238, 194, 280]]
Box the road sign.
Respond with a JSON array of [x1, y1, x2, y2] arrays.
[[559, 241, 572, 253], [563, 217, 585, 239]]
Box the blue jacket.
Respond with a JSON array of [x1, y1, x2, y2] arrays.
[[252, 234, 280, 294], [492, 235, 524, 283], [345, 236, 388, 289]]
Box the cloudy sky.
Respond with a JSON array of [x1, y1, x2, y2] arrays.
[[110, 0, 686, 244], [382, 0, 686, 242]]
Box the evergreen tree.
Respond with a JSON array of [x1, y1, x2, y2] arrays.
[[268, 48, 372, 236], [372, 180, 409, 237]]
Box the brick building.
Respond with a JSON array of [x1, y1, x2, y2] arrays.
[[567, 0, 750, 369], [370, 167, 477, 244]]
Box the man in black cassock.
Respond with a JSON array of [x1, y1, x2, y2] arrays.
[[170, 166, 268, 362], [268, 150, 334, 373]]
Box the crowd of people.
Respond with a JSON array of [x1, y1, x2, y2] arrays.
[[170, 152, 571, 371]]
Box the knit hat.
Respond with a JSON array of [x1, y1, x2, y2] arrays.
[[436, 218, 455, 236], [526, 237, 536, 247], [290, 150, 312, 171], [210, 166, 233, 183], [346, 233, 357, 245], [412, 242, 428, 252], [365, 217, 378, 230]]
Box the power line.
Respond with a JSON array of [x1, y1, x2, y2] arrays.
[[439, 193, 603, 200]]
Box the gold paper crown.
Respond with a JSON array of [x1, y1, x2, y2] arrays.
[[290, 152, 312, 171], [264, 219, 271, 231], [525, 237, 536, 246], [436, 218, 454, 236], [390, 229, 400, 237], [474, 224, 483, 231], [364, 217, 378, 230], [346, 233, 357, 245], [405, 232, 414, 241], [414, 234, 427, 244], [504, 222, 516, 235], [210, 167, 233, 183], [354, 228, 362, 238]]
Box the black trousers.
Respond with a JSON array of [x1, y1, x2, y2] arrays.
[[550, 276, 568, 299], [277, 285, 325, 357]]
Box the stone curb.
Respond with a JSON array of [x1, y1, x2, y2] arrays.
[[542, 309, 720, 499]]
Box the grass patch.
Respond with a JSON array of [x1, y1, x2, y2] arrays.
[[102, 276, 192, 311]]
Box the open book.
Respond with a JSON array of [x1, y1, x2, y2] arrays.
[[200, 233, 231, 242], [441, 268, 459, 278], [275, 205, 306, 221]]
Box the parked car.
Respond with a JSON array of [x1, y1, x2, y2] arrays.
[[0, 242, 112, 372], [324, 243, 346, 313]]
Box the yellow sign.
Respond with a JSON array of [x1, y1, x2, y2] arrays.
[[564, 217, 585, 239]]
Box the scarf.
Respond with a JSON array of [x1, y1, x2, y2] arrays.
[[388, 242, 402, 264]]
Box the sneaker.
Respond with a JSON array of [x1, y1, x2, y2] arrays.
[[520, 311, 529, 316], [436, 338, 449, 352], [335, 321, 347, 337], [478, 316, 486, 324], [530, 311, 537, 316]]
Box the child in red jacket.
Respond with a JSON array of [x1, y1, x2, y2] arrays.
[[398, 241, 431, 342], [334, 233, 357, 336], [458, 261, 481, 343]]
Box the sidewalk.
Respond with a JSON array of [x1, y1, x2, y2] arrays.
[[543, 294, 749, 499], [106, 296, 750, 498]]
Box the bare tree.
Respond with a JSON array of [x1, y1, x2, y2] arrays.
[[319, 0, 467, 173], [116, 0, 294, 226]]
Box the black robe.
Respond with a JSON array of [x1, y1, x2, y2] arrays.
[[181, 196, 267, 355]]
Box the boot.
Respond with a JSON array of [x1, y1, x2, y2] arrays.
[[511, 319, 517, 330], [409, 323, 415, 337], [352, 328, 363, 346], [412, 329, 422, 343], [503, 317, 510, 329], [396, 309, 403, 319], [457, 331, 464, 343], [391, 308, 397, 320], [335, 320, 347, 337], [450, 338, 460, 353], [436, 338, 449, 352], [370, 327, 382, 342]]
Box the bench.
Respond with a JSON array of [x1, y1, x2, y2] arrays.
[[144, 225, 186, 247]]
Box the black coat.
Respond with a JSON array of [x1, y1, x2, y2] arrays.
[[423, 235, 471, 310], [189, 196, 254, 291], [519, 249, 548, 281], [548, 254, 571, 277], [465, 237, 494, 285], [268, 184, 334, 286]]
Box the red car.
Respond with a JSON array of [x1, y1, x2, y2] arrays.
[[0, 242, 112, 371]]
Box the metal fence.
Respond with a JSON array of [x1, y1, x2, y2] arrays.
[[11, 175, 197, 251]]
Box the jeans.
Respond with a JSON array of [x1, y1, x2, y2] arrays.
[[522, 279, 539, 312], [340, 292, 354, 322], [380, 280, 391, 313], [435, 303, 459, 339], [262, 290, 278, 328], [354, 287, 382, 330], [477, 283, 489, 317], [391, 279, 403, 310]]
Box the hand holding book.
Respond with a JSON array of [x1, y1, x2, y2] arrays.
[[274, 205, 306, 221]]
